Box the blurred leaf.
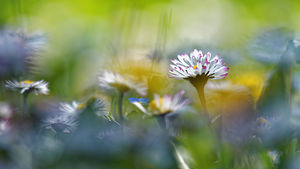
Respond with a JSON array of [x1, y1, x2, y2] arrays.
[[247, 28, 293, 64], [257, 40, 297, 117]]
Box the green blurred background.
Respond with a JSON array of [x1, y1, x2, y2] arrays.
[[1, 1, 300, 169], [1, 0, 299, 98]]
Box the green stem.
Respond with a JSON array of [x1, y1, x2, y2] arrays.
[[218, 115, 223, 142], [187, 74, 211, 124], [118, 92, 124, 127], [111, 96, 115, 117], [189, 76, 223, 161], [22, 93, 28, 115], [156, 114, 167, 130], [196, 83, 211, 124]]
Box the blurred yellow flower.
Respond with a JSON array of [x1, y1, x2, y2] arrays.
[[205, 81, 254, 116], [232, 72, 265, 101], [110, 57, 170, 94], [98, 71, 147, 96], [132, 91, 189, 115]]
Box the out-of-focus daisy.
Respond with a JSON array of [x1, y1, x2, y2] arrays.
[[0, 102, 12, 119], [6, 80, 49, 114], [168, 49, 229, 81], [59, 101, 85, 115], [132, 91, 189, 129], [87, 98, 108, 117], [111, 56, 169, 94], [43, 115, 77, 134], [168, 49, 229, 123], [0, 102, 12, 135], [99, 71, 147, 127], [98, 71, 147, 96], [0, 119, 10, 135], [0, 30, 46, 78], [5, 80, 49, 95], [132, 91, 189, 115]]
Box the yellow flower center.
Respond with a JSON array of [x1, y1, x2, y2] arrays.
[[149, 98, 163, 111], [77, 103, 86, 110], [193, 65, 197, 69], [256, 117, 269, 127], [21, 80, 34, 84]]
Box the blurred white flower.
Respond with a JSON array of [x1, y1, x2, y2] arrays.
[[168, 49, 229, 80], [0, 102, 12, 135], [89, 99, 108, 117], [43, 115, 77, 133], [98, 71, 147, 96], [0, 102, 12, 119], [293, 39, 300, 47], [267, 150, 280, 164], [0, 119, 10, 135], [0, 30, 46, 77], [132, 91, 189, 115], [5, 80, 49, 95], [59, 101, 85, 115]]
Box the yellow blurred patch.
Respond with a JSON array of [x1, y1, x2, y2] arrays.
[[231, 72, 265, 101], [77, 103, 86, 110], [205, 81, 254, 117], [111, 57, 170, 95]]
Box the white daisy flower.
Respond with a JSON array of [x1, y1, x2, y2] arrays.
[[43, 114, 77, 133], [5, 80, 49, 95], [132, 91, 189, 115], [168, 50, 229, 124], [168, 49, 229, 80], [98, 71, 147, 96], [59, 101, 85, 115]]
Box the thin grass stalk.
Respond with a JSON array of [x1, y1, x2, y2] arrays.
[[22, 92, 29, 115], [118, 92, 124, 128]]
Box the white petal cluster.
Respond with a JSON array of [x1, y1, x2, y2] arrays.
[[5, 80, 49, 95], [43, 101, 82, 133], [43, 115, 77, 133], [132, 91, 189, 115], [98, 71, 147, 96], [169, 49, 229, 80], [59, 101, 85, 115]]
